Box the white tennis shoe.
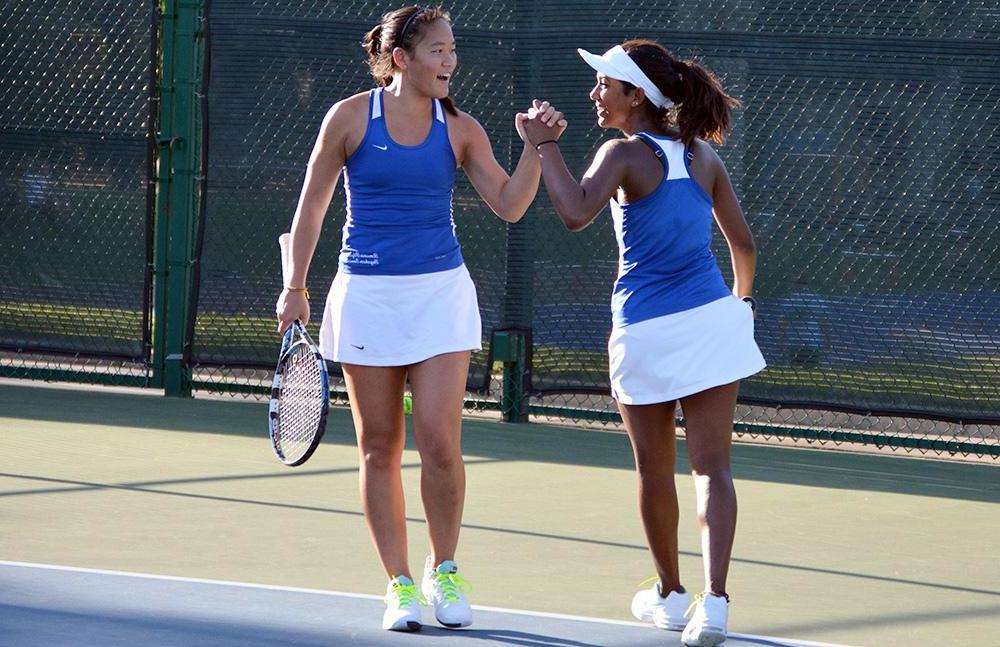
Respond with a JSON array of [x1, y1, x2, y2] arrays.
[[382, 575, 423, 632], [681, 592, 729, 646], [631, 579, 690, 630], [421, 557, 472, 628]]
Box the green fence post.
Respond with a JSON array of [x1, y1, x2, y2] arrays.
[[492, 330, 528, 422], [151, 0, 204, 396], [498, 225, 532, 422]]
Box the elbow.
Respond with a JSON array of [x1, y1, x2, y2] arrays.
[[733, 233, 757, 257], [560, 210, 591, 232], [495, 197, 528, 223], [501, 208, 526, 224]]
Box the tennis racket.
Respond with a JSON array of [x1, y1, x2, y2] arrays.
[[269, 233, 329, 466]]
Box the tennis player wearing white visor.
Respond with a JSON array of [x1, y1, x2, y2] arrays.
[[520, 40, 765, 647]]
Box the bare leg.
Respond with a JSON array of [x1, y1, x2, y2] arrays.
[[618, 399, 683, 593], [342, 363, 410, 579], [679, 381, 740, 596], [408, 351, 471, 566]]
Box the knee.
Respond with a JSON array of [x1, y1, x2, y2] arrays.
[[418, 440, 462, 472], [635, 464, 677, 490], [690, 464, 736, 508], [359, 439, 402, 472], [687, 448, 732, 479], [690, 463, 732, 481]]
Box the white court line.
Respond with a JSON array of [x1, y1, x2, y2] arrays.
[[1, 560, 854, 647]]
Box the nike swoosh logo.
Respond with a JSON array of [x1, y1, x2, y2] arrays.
[[372, 144, 388, 151], [350, 344, 365, 350]]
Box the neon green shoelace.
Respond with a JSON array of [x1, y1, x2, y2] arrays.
[[386, 581, 426, 608], [637, 576, 660, 590], [686, 591, 707, 617], [433, 571, 471, 602], [686, 591, 728, 616]]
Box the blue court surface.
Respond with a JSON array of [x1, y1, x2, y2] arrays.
[[1, 561, 853, 647]]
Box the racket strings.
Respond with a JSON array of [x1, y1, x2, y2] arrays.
[[275, 346, 326, 460]]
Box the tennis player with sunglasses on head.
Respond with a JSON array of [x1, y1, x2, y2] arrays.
[[520, 41, 765, 646], [274, 4, 564, 633]]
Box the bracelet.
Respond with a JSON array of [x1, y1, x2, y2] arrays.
[[740, 295, 756, 312], [286, 286, 310, 299], [534, 139, 558, 151]]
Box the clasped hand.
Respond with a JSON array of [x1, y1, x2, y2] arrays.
[[515, 99, 567, 148]]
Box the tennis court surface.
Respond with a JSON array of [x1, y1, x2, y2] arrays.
[[2, 561, 849, 647], [2, 382, 998, 646]]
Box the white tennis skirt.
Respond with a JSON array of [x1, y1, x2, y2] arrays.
[[608, 295, 766, 405], [319, 264, 482, 367]]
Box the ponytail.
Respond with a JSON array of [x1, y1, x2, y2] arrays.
[[362, 24, 392, 86], [674, 58, 739, 145], [621, 39, 739, 145]]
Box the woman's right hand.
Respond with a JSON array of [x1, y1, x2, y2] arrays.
[[276, 289, 310, 334], [520, 99, 567, 148]]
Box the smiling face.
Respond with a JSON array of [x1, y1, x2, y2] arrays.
[[588, 73, 638, 130], [396, 18, 456, 98]]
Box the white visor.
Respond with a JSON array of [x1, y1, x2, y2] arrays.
[[577, 45, 673, 109]]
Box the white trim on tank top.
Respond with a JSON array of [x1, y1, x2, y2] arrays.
[[641, 134, 689, 181], [370, 87, 445, 124]]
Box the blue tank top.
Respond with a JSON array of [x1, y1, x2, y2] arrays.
[[610, 132, 731, 327], [339, 88, 463, 275]]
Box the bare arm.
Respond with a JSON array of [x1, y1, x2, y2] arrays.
[[700, 141, 756, 298], [458, 114, 543, 223], [533, 139, 629, 231], [458, 101, 566, 223], [276, 101, 352, 332]]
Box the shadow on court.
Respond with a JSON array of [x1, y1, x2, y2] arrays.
[[1, 382, 996, 504], [2, 466, 998, 601]]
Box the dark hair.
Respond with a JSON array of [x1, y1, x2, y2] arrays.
[[619, 39, 739, 145], [361, 5, 458, 115]]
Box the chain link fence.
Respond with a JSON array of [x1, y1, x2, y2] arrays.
[[2, 0, 997, 458], [0, 0, 155, 384], [514, 1, 1000, 456]]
